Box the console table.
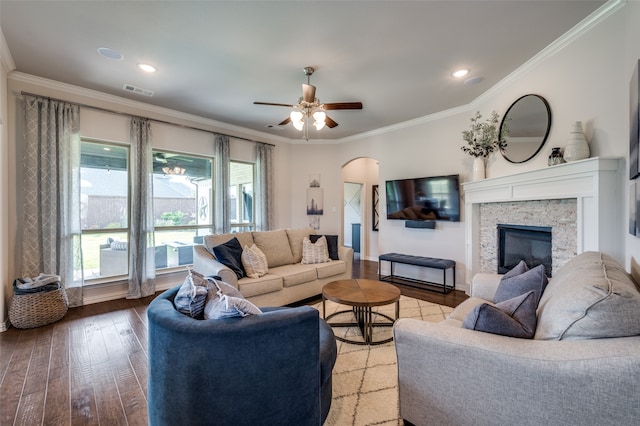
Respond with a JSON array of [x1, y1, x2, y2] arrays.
[[378, 253, 455, 294]]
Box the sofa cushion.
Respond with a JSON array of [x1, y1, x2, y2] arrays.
[[302, 236, 330, 264], [173, 270, 209, 319], [494, 264, 548, 305], [314, 260, 347, 279], [269, 264, 318, 288], [310, 234, 339, 260], [242, 244, 269, 278], [204, 279, 262, 319], [237, 275, 283, 298], [535, 251, 640, 340], [286, 228, 315, 263], [212, 237, 246, 279], [462, 290, 537, 339], [252, 229, 295, 268], [204, 232, 254, 255]]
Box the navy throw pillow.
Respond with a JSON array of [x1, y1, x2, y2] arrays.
[[212, 237, 246, 279], [494, 263, 548, 305], [310, 234, 339, 260]]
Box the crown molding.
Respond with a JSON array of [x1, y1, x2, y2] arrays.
[[9, 72, 291, 145]]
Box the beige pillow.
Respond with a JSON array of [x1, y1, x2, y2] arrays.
[[241, 244, 269, 278], [301, 236, 330, 264]]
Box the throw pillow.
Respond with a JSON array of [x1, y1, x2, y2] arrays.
[[462, 290, 538, 339], [174, 269, 209, 319], [494, 263, 548, 305], [502, 259, 528, 280], [301, 236, 330, 264], [310, 234, 339, 260], [241, 244, 269, 278], [212, 237, 246, 279], [204, 278, 262, 319]]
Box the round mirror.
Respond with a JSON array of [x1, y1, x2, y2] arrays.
[[499, 94, 551, 163]]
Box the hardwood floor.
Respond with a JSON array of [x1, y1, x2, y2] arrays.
[[0, 259, 467, 425]]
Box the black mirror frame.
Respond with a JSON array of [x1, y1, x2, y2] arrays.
[[499, 94, 552, 164]]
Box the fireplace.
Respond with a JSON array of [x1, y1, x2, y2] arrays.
[[498, 224, 552, 276]]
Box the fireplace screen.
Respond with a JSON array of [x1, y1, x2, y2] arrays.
[[497, 224, 552, 276]]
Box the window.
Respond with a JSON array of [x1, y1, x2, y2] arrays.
[[152, 151, 214, 269], [229, 161, 255, 232], [80, 140, 130, 279]]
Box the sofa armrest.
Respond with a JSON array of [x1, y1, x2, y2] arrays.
[[192, 244, 239, 288], [393, 318, 640, 426], [469, 272, 502, 300], [338, 245, 354, 277]]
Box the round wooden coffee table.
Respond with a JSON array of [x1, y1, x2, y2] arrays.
[[322, 279, 401, 345]]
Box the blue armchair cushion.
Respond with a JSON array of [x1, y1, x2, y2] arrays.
[[463, 290, 538, 338], [204, 279, 262, 319], [494, 263, 548, 305], [212, 237, 246, 279]]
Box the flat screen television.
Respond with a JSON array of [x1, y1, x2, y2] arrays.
[[385, 174, 460, 222]]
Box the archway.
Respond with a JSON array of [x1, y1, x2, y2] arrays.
[[341, 157, 379, 261]]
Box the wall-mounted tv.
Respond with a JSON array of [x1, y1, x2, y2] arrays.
[[386, 174, 460, 222]]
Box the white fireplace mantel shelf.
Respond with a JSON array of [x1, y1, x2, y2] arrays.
[[461, 157, 623, 288]]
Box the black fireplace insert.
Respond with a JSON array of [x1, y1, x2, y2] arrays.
[[497, 224, 552, 276]]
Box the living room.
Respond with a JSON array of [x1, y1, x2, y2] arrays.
[[1, 0, 640, 423]]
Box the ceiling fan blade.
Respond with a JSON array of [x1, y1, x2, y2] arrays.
[[322, 102, 363, 110], [325, 115, 339, 128], [254, 101, 295, 107], [278, 117, 291, 126], [302, 84, 316, 103]]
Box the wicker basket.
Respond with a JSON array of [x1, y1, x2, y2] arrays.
[[9, 285, 69, 329]]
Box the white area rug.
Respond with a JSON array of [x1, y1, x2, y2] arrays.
[[311, 295, 453, 426]]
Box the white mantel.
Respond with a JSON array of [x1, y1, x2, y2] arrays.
[[462, 157, 623, 287]]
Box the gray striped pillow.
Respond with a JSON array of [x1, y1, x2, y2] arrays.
[[241, 244, 269, 278], [301, 236, 330, 264]]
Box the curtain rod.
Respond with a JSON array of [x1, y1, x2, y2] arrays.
[[20, 91, 275, 147]]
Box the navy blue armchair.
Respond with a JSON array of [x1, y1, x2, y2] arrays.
[[147, 286, 337, 425]]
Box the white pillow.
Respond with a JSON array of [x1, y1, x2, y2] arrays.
[[204, 279, 262, 319], [241, 244, 269, 278], [301, 236, 330, 264]]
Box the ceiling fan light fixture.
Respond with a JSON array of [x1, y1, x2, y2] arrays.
[[290, 110, 304, 130], [313, 111, 326, 130]]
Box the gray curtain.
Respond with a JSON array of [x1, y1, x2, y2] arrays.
[[22, 96, 84, 306], [255, 142, 274, 231], [214, 133, 230, 233], [128, 117, 156, 298]]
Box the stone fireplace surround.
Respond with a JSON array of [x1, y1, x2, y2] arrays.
[[462, 157, 622, 291]]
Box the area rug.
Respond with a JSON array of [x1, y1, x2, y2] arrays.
[[311, 295, 454, 426]]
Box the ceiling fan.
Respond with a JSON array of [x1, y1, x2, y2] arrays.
[[254, 67, 363, 139]]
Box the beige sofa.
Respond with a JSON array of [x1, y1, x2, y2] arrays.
[[192, 228, 353, 307], [394, 251, 640, 426]]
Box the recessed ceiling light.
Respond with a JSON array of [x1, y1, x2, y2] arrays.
[[452, 69, 470, 78], [97, 47, 123, 61], [138, 63, 157, 73]]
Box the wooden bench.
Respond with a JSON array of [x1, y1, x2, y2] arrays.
[[378, 253, 455, 294]]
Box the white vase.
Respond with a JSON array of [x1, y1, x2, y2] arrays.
[[563, 121, 590, 162], [472, 157, 486, 180]]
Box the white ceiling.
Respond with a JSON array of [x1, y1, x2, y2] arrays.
[[1, 0, 607, 141]]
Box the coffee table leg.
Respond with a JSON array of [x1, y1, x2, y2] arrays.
[[322, 295, 326, 320]]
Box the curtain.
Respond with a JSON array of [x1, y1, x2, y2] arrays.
[[128, 117, 156, 298], [255, 142, 274, 231], [22, 96, 84, 306], [214, 133, 230, 233]]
